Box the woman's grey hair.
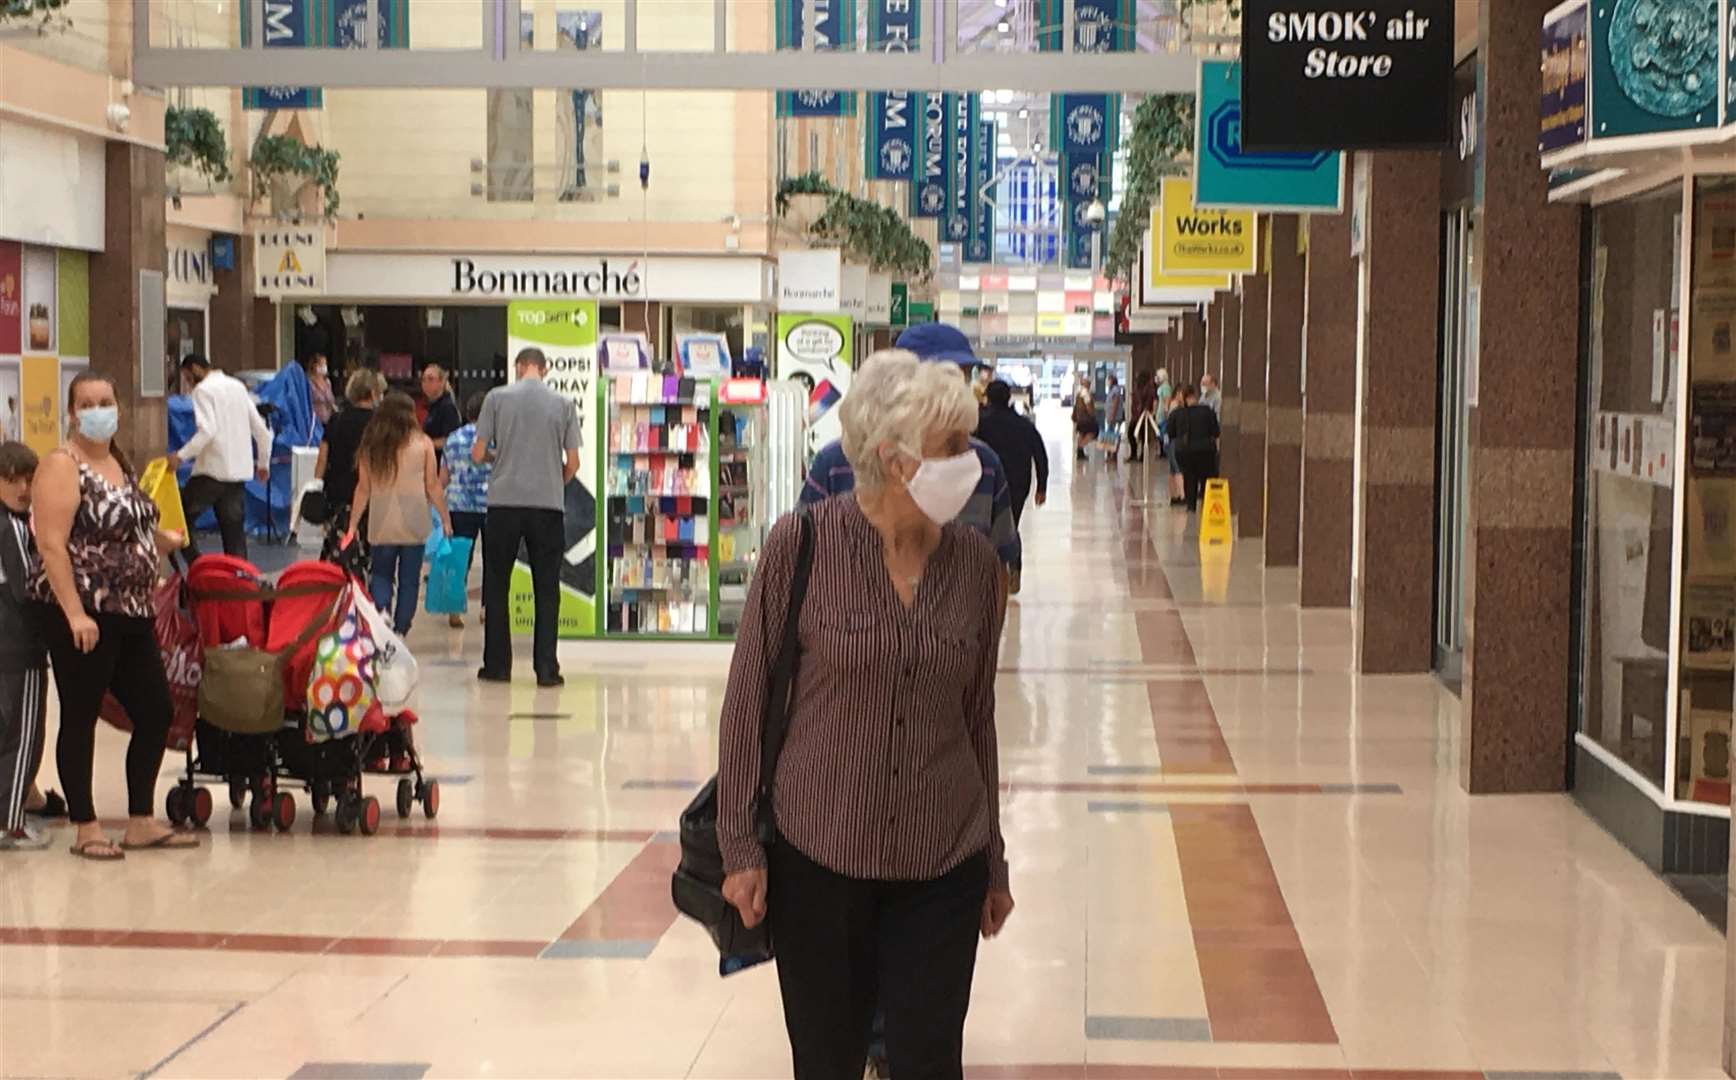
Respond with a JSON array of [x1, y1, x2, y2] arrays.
[[839, 349, 979, 490], [1155, 367, 1169, 386]]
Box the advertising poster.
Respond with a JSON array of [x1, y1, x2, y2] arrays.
[[20, 246, 55, 354], [1691, 382, 1736, 474], [776, 312, 854, 460], [1696, 190, 1736, 288], [506, 300, 601, 639], [0, 241, 19, 356], [776, 0, 857, 117], [1193, 59, 1343, 212], [1689, 475, 1736, 577], [1685, 582, 1736, 668], [1156, 177, 1257, 276], [1692, 290, 1736, 382], [19, 355, 58, 457], [1539, 0, 1589, 154], [1588, 0, 1717, 139]]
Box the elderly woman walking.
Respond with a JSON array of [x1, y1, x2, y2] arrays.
[[717, 349, 1013, 1080]]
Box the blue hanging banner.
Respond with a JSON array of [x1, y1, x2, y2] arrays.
[[870, 92, 919, 181], [966, 119, 995, 264], [778, 0, 858, 118], [1058, 94, 1111, 158], [912, 93, 952, 219], [241, 0, 323, 110], [1063, 152, 1105, 270], [331, 0, 410, 48], [1037, 0, 1132, 52], [944, 93, 977, 244]]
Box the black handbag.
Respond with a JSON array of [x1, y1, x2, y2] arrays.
[[671, 507, 815, 973]]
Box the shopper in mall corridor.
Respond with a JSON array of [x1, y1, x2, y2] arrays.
[[346, 392, 452, 638], [30, 372, 196, 860], [473, 348, 581, 688], [317, 369, 385, 563], [719, 351, 1012, 1080], [975, 379, 1047, 595], [420, 363, 462, 464], [1169, 384, 1222, 513], [169, 354, 271, 561], [1200, 372, 1222, 418], [800, 323, 1021, 575], [303, 352, 336, 425]]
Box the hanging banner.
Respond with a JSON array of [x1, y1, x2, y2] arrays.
[[1539, 1, 1589, 155], [506, 300, 600, 639], [777, 312, 854, 459], [777, 0, 858, 118], [1058, 94, 1112, 157], [1063, 153, 1105, 270], [1239, 0, 1454, 150], [242, 0, 323, 110], [1194, 59, 1344, 212], [867, 0, 919, 179], [944, 93, 978, 244], [1586, 0, 1711, 140], [967, 118, 996, 264], [19, 355, 57, 458], [890, 281, 910, 326], [913, 93, 952, 218], [1037, 0, 1132, 51], [870, 92, 920, 181], [331, 0, 410, 47], [1156, 176, 1257, 275]]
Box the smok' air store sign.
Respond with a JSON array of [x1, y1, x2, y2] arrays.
[[1155, 177, 1257, 276]]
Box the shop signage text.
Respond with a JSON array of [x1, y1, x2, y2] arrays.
[[1239, 0, 1452, 150], [1539, 1, 1588, 155], [1194, 58, 1343, 212], [452, 257, 643, 299], [1156, 177, 1258, 276], [253, 226, 326, 296], [169, 241, 213, 292]]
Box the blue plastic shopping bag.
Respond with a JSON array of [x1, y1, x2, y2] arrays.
[[425, 536, 472, 615], [424, 508, 445, 559]]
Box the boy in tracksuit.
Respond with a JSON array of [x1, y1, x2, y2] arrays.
[[0, 442, 49, 850]]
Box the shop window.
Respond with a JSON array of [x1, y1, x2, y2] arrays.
[[1579, 185, 1681, 792]]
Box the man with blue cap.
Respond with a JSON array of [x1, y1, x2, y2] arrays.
[[800, 322, 1022, 584]]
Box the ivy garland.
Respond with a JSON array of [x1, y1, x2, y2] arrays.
[[0, 0, 69, 29], [1105, 94, 1195, 285], [250, 135, 342, 219], [777, 172, 933, 280], [165, 105, 234, 185]]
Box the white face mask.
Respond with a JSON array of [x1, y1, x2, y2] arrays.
[[905, 449, 981, 525]]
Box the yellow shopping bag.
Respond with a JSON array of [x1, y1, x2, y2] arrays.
[[140, 457, 188, 536]]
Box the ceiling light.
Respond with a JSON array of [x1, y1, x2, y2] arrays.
[[997, 20, 1010, 31], [1018, 107, 1030, 119], [995, 88, 1016, 104]]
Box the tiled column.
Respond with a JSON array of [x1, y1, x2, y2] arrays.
[[1235, 270, 1269, 540], [1354, 151, 1441, 673], [1266, 216, 1305, 567], [1301, 212, 1356, 607], [1216, 294, 1242, 503], [1186, 309, 1205, 388], [209, 239, 276, 372], [1458, 0, 1578, 791], [90, 142, 168, 463]]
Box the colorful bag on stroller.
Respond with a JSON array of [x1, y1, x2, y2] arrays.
[[306, 603, 385, 743]]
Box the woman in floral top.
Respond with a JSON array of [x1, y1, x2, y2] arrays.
[[30, 372, 195, 859], [440, 391, 491, 629]]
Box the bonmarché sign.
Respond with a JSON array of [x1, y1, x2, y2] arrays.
[[452, 257, 643, 298], [1239, 0, 1453, 150]]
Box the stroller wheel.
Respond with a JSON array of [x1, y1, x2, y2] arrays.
[[335, 793, 359, 835], [396, 779, 414, 819], [423, 780, 440, 820], [359, 795, 382, 837], [165, 786, 187, 827], [191, 787, 214, 828], [248, 793, 273, 831], [311, 782, 331, 816], [272, 792, 297, 832], [228, 779, 247, 809]]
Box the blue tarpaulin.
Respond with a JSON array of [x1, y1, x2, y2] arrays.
[[167, 364, 324, 539]]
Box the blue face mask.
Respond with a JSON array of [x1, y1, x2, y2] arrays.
[[76, 406, 119, 443]]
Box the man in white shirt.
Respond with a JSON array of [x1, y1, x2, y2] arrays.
[[168, 354, 271, 559]]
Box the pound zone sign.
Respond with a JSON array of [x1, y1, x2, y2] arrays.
[[1240, 0, 1452, 151], [254, 226, 326, 297]]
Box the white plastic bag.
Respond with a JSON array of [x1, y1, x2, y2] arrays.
[[348, 582, 419, 711]]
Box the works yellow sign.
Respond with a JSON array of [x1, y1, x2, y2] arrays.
[[1156, 177, 1257, 276]]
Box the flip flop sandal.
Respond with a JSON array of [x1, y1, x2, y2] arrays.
[[69, 839, 124, 861], [119, 832, 199, 852]]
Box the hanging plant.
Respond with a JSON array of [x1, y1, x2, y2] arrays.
[[250, 135, 342, 219], [0, 0, 69, 30], [166, 106, 234, 185], [1105, 94, 1194, 284], [776, 171, 837, 215], [809, 192, 932, 280]]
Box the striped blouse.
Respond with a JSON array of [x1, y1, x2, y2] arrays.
[[717, 495, 1009, 892]]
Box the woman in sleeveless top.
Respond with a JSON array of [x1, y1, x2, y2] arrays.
[[346, 392, 452, 636], [30, 372, 197, 859]]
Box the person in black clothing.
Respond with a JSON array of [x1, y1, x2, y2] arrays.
[[976, 380, 1049, 596], [316, 369, 385, 561], [1168, 385, 1221, 513], [421, 364, 463, 465]]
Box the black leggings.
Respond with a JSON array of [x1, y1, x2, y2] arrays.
[[37, 605, 172, 823]]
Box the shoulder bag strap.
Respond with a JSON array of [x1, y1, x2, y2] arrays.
[[754, 507, 816, 836]]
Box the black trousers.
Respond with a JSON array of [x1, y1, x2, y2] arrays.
[[1179, 451, 1216, 511], [182, 476, 248, 559], [771, 842, 988, 1080], [481, 506, 564, 677], [0, 666, 47, 831], [450, 510, 486, 609], [37, 606, 172, 823]]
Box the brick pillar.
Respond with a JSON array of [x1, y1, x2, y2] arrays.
[[1458, 0, 1578, 791], [1187, 309, 1205, 389], [1236, 270, 1269, 540], [1354, 151, 1441, 673], [1216, 294, 1242, 503], [1301, 212, 1356, 607], [90, 143, 168, 463], [209, 235, 276, 372], [1266, 215, 1305, 567]]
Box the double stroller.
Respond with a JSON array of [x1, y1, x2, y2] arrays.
[[157, 554, 439, 836]]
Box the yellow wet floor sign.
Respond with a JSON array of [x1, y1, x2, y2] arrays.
[[1200, 478, 1232, 547]]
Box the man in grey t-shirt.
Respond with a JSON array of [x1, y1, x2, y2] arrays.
[[473, 348, 582, 688]]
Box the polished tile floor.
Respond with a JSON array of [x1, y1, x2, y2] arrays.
[[0, 425, 1726, 1079]]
